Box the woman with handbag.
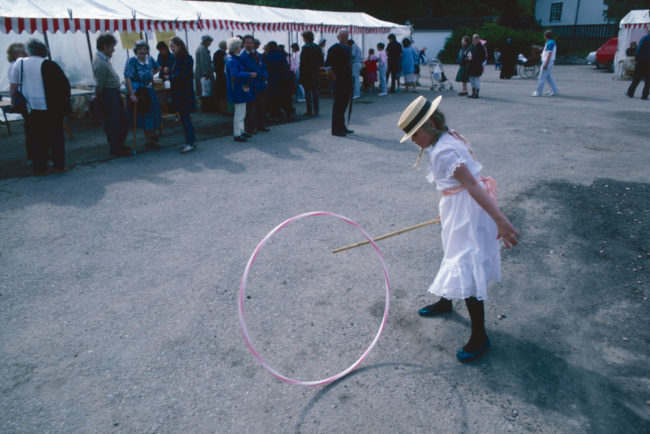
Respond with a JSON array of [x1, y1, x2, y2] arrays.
[[9, 39, 70, 175], [125, 40, 163, 149], [164, 37, 197, 154]]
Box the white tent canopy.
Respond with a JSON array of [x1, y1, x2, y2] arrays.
[[614, 9, 650, 78], [1, 0, 405, 34], [1, 0, 409, 89]]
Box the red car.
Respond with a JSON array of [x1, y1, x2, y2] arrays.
[[595, 37, 617, 71]]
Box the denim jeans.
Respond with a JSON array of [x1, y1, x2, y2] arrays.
[[178, 110, 195, 145]]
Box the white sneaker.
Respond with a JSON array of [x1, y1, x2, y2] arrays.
[[531, 91, 541, 97], [378, 92, 388, 96], [545, 90, 558, 96], [180, 144, 195, 154]]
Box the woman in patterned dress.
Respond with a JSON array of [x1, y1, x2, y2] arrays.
[[124, 40, 163, 149]]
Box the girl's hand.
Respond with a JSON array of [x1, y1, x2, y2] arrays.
[[496, 218, 521, 249], [129, 94, 138, 104]]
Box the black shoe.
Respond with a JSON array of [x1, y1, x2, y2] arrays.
[[418, 299, 452, 317], [258, 127, 270, 132], [642, 95, 648, 100], [625, 91, 634, 98], [145, 141, 162, 149], [332, 131, 346, 137], [234, 135, 247, 142], [110, 147, 134, 156], [242, 131, 253, 138], [344, 129, 354, 134]]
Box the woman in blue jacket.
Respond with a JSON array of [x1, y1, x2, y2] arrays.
[[225, 37, 256, 142]]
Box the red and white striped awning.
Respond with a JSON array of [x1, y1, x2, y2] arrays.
[[0, 17, 392, 34], [622, 23, 650, 29]]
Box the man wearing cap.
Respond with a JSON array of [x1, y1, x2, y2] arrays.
[[195, 35, 214, 108], [326, 29, 353, 137]]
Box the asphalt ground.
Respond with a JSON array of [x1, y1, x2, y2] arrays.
[[1, 65, 649, 432]]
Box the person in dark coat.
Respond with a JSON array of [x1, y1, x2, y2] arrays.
[[165, 37, 197, 153], [263, 41, 293, 121], [386, 33, 402, 93], [467, 34, 486, 99], [299, 30, 323, 116], [500, 38, 517, 79], [626, 29, 650, 100], [213, 40, 228, 114], [10, 38, 71, 175], [226, 37, 256, 142], [241, 34, 270, 134], [326, 29, 353, 136]]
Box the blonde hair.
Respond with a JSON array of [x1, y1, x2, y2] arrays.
[[227, 37, 242, 53]]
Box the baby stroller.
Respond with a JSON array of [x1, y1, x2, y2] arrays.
[[517, 45, 542, 79], [428, 59, 453, 91]]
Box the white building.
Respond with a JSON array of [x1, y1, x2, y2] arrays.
[[535, 0, 613, 26]]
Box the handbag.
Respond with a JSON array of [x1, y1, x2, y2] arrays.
[[7, 61, 29, 116], [130, 58, 152, 113], [200, 77, 213, 97]]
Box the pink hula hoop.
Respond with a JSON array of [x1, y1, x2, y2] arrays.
[[238, 211, 391, 386]]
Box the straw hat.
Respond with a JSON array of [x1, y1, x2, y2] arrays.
[[397, 95, 442, 143]]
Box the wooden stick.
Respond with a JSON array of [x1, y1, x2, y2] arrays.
[[332, 217, 441, 254], [132, 101, 137, 149]]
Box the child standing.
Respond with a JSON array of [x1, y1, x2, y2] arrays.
[[494, 48, 501, 70], [364, 48, 379, 92], [376, 43, 388, 96], [397, 96, 520, 362]]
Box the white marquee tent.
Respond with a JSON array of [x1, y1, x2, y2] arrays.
[[1, 0, 410, 89], [614, 9, 650, 78]]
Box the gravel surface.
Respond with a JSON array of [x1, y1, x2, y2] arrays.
[[1, 65, 649, 432]]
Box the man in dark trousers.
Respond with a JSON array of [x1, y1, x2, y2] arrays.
[[242, 34, 270, 134], [326, 29, 353, 137], [626, 29, 650, 100], [386, 33, 402, 93]]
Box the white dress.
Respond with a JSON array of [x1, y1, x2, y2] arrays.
[[425, 132, 500, 300]]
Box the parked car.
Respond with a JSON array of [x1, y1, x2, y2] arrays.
[[586, 50, 596, 64], [595, 37, 617, 71]]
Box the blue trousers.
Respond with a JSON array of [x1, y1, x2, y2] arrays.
[[536, 65, 558, 95], [100, 88, 128, 151], [178, 110, 195, 145]]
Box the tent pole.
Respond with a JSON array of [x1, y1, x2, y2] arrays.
[[43, 31, 52, 61], [184, 29, 189, 47], [86, 30, 94, 64]]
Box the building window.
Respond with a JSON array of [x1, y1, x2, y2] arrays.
[[550, 2, 563, 22]]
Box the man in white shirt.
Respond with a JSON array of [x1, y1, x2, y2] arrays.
[[10, 38, 70, 175], [532, 30, 559, 97]]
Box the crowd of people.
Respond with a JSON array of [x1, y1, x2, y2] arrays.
[[8, 28, 644, 176]]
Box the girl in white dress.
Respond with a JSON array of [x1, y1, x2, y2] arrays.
[[398, 96, 520, 362]]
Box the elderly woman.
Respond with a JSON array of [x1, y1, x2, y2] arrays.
[[225, 37, 256, 142], [9, 38, 70, 175], [163, 37, 197, 154], [6, 43, 27, 80], [400, 38, 419, 93], [124, 40, 163, 149]]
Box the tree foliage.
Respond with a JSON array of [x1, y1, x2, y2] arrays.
[[209, 0, 533, 24], [603, 0, 650, 22], [437, 22, 542, 63]]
